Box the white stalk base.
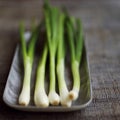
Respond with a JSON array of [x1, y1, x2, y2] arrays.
[[48, 91, 60, 105], [34, 90, 49, 107], [19, 86, 30, 106]]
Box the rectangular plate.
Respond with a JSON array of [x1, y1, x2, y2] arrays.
[[3, 32, 92, 112]]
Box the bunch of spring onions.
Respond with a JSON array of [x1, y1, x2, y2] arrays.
[[18, 0, 83, 107]]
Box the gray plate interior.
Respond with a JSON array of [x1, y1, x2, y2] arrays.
[[3, 32, 92, 112]]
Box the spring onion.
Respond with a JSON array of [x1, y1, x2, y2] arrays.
[[56, 13, 72, 107], [66, 18, 83, 100], [44, 2, 60, 105], [19, 22, 39, 106]]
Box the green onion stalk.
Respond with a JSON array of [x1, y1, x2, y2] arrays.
[[66, 17, 83, 100], [19, 22, 39, 106], [44, 2, 60, 105], [56, 13, 72, 107]]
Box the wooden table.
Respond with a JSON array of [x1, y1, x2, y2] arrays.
[[0, 0, 120, 119]]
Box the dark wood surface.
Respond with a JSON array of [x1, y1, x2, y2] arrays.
[[0, 0, 120, 119]]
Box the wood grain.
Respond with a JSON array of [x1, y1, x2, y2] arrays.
[[0, 0, 120, 120]]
